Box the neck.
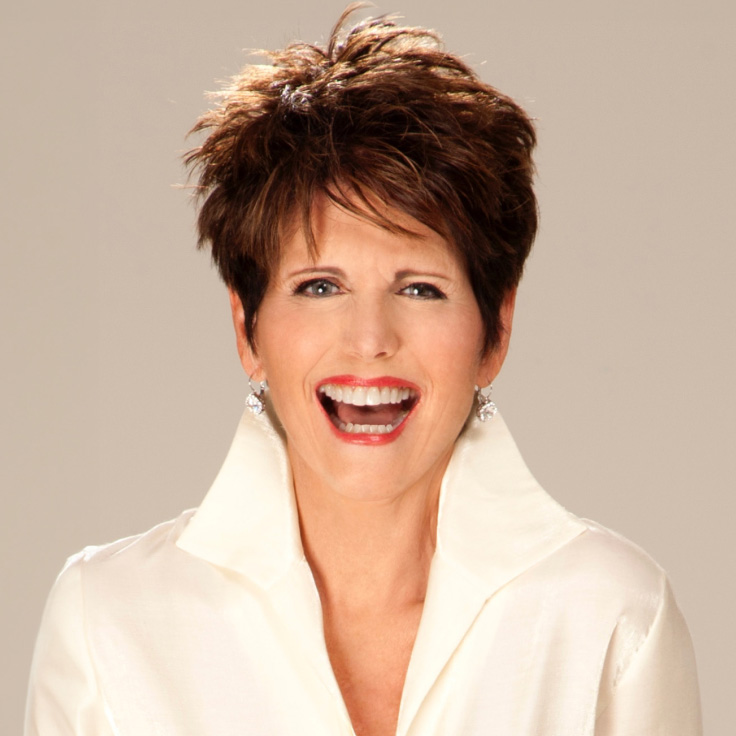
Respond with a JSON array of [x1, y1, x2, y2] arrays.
[[290, 451, 448, 613]]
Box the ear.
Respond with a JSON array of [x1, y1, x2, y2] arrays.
[[476, 287, 517, 387], [228, 288, 265, 382]]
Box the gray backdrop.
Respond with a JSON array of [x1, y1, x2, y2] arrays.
[[2, 1, 733, 733]]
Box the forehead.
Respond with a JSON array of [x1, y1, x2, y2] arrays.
[[277, 193, 463, 274]]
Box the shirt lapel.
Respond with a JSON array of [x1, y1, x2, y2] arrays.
[[397, 414, 585, 734], [176, 407, 352, 723], [176, 405, 301, 587], [177, 407, 585, 735]]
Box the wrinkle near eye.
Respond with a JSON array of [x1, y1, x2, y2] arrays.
[[399, 283, 447, 299], [294, 278, 342, 297]]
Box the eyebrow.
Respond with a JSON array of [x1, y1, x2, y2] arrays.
[[285, 266, 344, 280], [285, 266, 452, 282], [394, 269, 452, 282]]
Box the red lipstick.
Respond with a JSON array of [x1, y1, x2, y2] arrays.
[[317, 375, 419, 389], [316, 375, 420, 445]]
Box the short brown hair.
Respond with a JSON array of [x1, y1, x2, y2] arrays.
[[185, 6, 537, 351]]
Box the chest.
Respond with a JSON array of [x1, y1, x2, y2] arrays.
[[85, 558, 617, 736], [322, 604, 424, 736]]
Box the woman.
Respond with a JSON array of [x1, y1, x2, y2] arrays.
[[25, 8, 701, 736]]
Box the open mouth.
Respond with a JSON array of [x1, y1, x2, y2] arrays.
[[317, 382, 419, 435]]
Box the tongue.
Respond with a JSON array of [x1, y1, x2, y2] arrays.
[[335, 402, 400, 427]]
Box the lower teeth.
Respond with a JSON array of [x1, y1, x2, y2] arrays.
[[335, 415, 406, 434]]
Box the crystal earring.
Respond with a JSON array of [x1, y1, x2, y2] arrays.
[[475, 384, 497, 422], [245, 377, 267, 415]]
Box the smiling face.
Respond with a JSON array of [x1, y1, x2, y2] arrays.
[[230, 196, 514, 503]]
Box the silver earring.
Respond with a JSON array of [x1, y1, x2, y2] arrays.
[[245, 377, 267, 415], [475, 384, 497, 422]]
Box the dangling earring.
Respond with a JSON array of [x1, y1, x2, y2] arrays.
[[475, 383, 497, 422], [245, 376, 267, 415]]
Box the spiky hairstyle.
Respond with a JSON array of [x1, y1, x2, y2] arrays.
[[185, 6, 537, 351]]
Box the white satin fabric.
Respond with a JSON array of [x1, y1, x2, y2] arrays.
[[25, 409, 702, 735]]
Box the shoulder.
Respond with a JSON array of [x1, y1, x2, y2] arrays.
[[26, 516, 195, 733], [51, 510, 200, 617], [501, 516, 676, 665], [72, 510, 195, 569], [557, 523, 701, 727], [506, 518, 698, 701], [521, 518, 669, 624], [555, 518, 667, 593], [71, 509, 195, 571], [519, 518, 694, 686]]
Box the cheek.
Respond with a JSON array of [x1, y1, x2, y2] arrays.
[[255, 313, 327, 406], [422, 311, 486, 383]]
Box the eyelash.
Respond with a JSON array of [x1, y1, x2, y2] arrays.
[[399, 283, 447, 300], [293, 278, 342, 297], [292, 278, 447, 300]]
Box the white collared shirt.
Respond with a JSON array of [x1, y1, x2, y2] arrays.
[[25, 410, 702, 735]]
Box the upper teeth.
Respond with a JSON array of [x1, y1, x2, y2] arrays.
[[318, 384, 415, 406]]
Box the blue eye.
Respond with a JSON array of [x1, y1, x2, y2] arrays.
[[295, 278, 341, 297], [399, 283, 446, 300]]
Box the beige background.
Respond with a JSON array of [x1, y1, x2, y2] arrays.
[[2, 1, 733, 733]]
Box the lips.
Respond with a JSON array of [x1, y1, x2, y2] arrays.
[[317, 376, 419, 439]]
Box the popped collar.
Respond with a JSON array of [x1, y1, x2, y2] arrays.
[[176, 405, 586, 733]]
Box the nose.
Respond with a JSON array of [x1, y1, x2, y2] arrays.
[[342, 294, 400, 361]]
